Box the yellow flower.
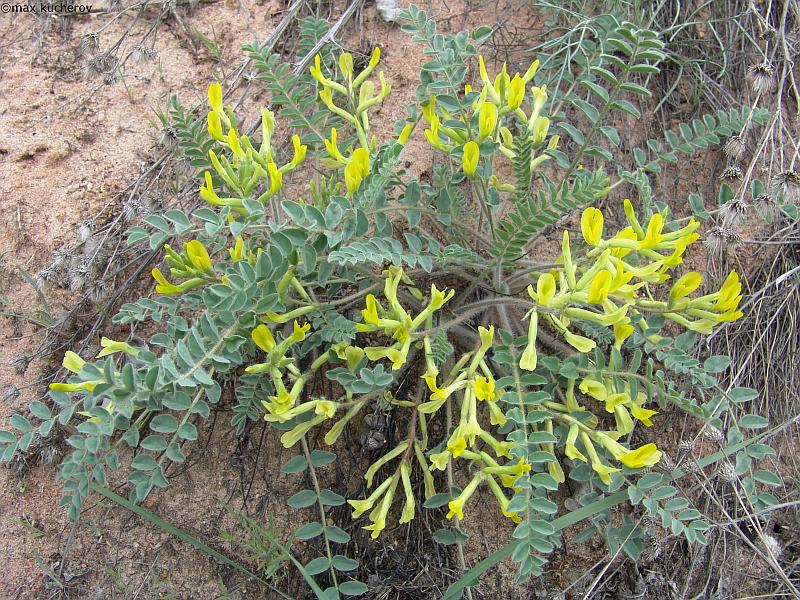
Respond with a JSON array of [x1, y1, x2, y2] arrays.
[[151, 268, 181, 295], [447, 430, 468, 458], [281, 134, 307, 172], [199, 171, 221, 207], [478, 325, 495, 351], [361, 294, 381, 325], [506, 74, 525, 110], [290, 320, 311, 342], [564, 330, 596, 353], [62, 351, 85, 374], [487, 401, 507, 426], [418, 374, 467, 413], [184, 240, 212, 272], [640, 213, 664, 249], [315, 400, 337, 419], [96, 337, 139, 358], [343, 346, 365, 372], [473, 376, 496, 401], [478, 101, 497, 139], [266, 161, 283, 196], [579, 378, 607, 401], [462, 140, 480, 176], [530, 116, 550, 144], [399, 460, 416, 524], [565, 424, 587, 462], [581, 207, 604, 246], [208, 82, 224, 115], [714, 270, 742, 312], [446, 472, 483, 520], [324, 128, 347, 164], [587, 270, 613, 304], [671, 272, 703, 301], [430, 450, 451, 471], [619, 443, 662, 468], [347, 475, 394, 517], [519, 310, 538, 371], [631, 403, 657, 426], [345, 147, 370, 194], [534, 273, 556, 305], [207, 111, 224, 141]]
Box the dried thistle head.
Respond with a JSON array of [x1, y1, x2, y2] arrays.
[[131, 45, 157, 64], [723, 134, 747, 162], [762, 533, 783, 559], [701, 425, 725, 444], [747, 62, 776, 95], [754, 193, 778, 220], [720, 197, 748, 227], [3, 385, 20, 402], [69, 255, 93, 291], [771, 169, 800, 204], [717, 460, 738, 482], [156, 126, 178, 150], [79, 33, 99, 56], [77, 218, 95, 242], [85, 53, 119, 83], [720, 165, 744, 183], [35, 265, 59, 291], [10, 355, 31, 375], [678, 438, 696, 453], [705, 226, 740, 256], [87, 279, 109, 303], [654, 451, 676, 473]]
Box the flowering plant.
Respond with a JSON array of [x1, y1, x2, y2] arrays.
[[1, 9, 776, 595]]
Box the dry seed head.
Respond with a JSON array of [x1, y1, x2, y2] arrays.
[[720, 165, 744, 183], [720, 197, 748, 227], [771, 169, 800, 204], [717, 460, 738, 482], [762, 533, 783, 559], [69, 255, 93, 291], [85, 54, 119, 83], [640, 537, 662, 562], [11, 355, 31, 375], [683, 459, 703, 474], [704, 226, 740, 256], [747, 62, 776, 95], [701, 425, 725, 443], [39, 441, 63, 466], [724, 135, 747, 162], [157, 126, 178, 150], [641, 514, 659, 530], [754, 193, 777, 220], [678, 438, 696, 452], [79, 33, 99, 56], [77, 219, 95, 242], [3, 385, 20, 402], [35, 266, 58, 291], [51, 248, 73, 271], [87, 279, 109, 303], [655, 451, 676, 473]]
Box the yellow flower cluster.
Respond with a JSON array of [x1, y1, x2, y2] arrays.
[[200, 83, 307, 212], [311, 49, 407, 197], [513, 201, 745, 484], [519, 201, 743, 368], [151, 239, 216, 296], [421, 55, 559, 179], [339, 268, 529, 536]]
